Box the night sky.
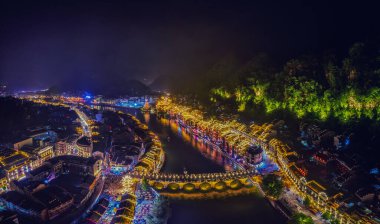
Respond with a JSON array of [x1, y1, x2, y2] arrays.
[[0, 0, 379, 91]]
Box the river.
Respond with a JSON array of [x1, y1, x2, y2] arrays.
[[114, 108, 285, 224]]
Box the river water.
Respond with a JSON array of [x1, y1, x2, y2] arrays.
[[113, 108, 286, 224]]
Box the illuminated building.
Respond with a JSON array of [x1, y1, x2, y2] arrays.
[[85, 198, 110, 223], [109, 145, 141, 170], [313, 152, 331, 166], [55, 135, 92, 158], [355, 188, 375, 203], [0, 150, 32, 183], [0, 191, 48, 220], [32, 186, 73, 220], [55, 140, 68, 156], [0, 186, 73, 221], [0, 172, 8, 192], [21, 145, 54, 169], [76, 136, 93, 157], [13, 131, 57, 169], [1, 155, 103, 221]]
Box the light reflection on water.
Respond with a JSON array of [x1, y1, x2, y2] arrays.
[[143, 112, 150, 124], [161, 117, 234, 172]]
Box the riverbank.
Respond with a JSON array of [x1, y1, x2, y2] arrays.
[[160, 186, 258, 200]]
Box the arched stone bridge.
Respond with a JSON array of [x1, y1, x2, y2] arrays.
[[127, 169, 260, 193]]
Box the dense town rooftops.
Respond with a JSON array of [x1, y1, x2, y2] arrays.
[[0, 211, 19, 224], [307, 180, 326, 194], [0, 152, 29, 168], [87, 212, 101, 223], [28, 163, 52, 176], [355, 188, 376, 200], [247, 146, 263, 155], [32, 186, 72, 209], [20, 144, 52, 156], [115, 207, 134, 217], [0, 171, 6, 179], [48, 155, 99, 166], [121, 194, 135, 201], [92, 204, 106, 215], [77, 136, 91, 147], [112, 145, 140, 156], [13, 178, 46, 192], [119, 200, 134, 209], [67, 134, 80, 143], [111, 216, 132, 224], [285, 153, 299, 164], [112, 132, 135, 145], [81, 175, 96, 187], [289, 163, 307, 177], [1, 191, 46, 213], [97, 198, 110, 208], [111, 153, 134, 166], [0, 148, 14, 157], [20, 145, 39, 154]]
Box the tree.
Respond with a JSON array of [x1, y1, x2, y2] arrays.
[[343, 42, 367, 87], [325, 62, 339, 91], [141, 178, 149, 191], [322, 211, 331, 220], [283, 56, 321, 80], [342, 58, 357, 85], [288, 213, 314, 224], [284, 59, 304, 77], [303, 196, 311, 207], [262, 174, 284, 199]]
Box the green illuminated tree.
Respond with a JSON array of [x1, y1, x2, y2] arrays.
[[325, 62, 339, 91], [141, 178, 149, 191], [288, 213, 314, 224], [322, 211, 332, 220], [303, 196, 311, 207], [262, 174, 284, 199]]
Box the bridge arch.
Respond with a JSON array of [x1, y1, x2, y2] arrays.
[[168, 183, 180, 191], [243, 178, 253, 187], [214, 181, 227, 191], [153, 182, 164, 190], [229, 179, 242, 189], [183, 183, 196, 192], [199, 182, 212, 192]]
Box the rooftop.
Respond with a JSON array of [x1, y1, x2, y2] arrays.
[[77, 136, 91, 146], [48, 155, 99, 167], [20, 145, 40, 155], [32, 186, 72, 209], [1, 191, 45, 213], [0, 152, 29, 168], [28, 163, 52, 176], [307, 180, 326, 194]]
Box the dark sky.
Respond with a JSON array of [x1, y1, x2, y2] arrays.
[[0, 0, 379, 90]]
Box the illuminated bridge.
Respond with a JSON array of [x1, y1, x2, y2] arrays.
[[127, 169, 260, 193]]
